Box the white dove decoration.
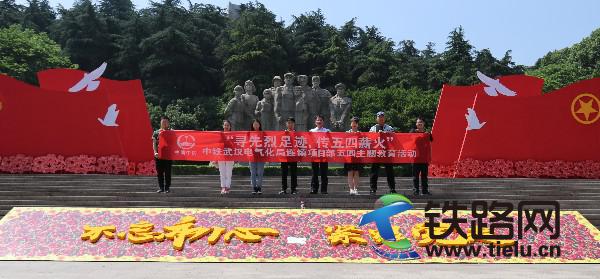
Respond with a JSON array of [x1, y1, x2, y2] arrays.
[[476, 71, 517, 97], [98, 104, 119, 127], [465, 108, 486, 130], [68, 62, 107, 93]]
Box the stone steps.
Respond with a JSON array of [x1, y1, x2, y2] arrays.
[[0, 174, 599, 228]]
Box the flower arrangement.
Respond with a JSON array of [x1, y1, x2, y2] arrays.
[[95, 156, 128, 174], [0, 154, 151, 175], [432, 159, 600, 178], [32, 154, 65, 173], [65, 155, 97, 174], [0, 154, 33, 173], [135, 160, 157, 176]]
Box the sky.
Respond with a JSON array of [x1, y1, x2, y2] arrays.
[[23, 0, 600, 66]]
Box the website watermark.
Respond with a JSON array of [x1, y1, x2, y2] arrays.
[[358, 195, 562, 261]]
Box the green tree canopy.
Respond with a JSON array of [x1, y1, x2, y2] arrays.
[[527, 28, 600, 92], [0, 0, 23, 28], [0, 24, 75, 84], [217, 2, 289, 97]]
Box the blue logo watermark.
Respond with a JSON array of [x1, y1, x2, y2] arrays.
[[358, 194, 420, 260]]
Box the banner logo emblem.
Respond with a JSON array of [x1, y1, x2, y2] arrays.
[[177, 134, 196, 150], [571, 93, 599, 125]]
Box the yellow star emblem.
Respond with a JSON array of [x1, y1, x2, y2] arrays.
[[571, 93, 600, 125]]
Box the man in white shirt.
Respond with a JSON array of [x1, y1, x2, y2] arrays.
[[369, 111, 397, 195], [309, 115, 330, 194]]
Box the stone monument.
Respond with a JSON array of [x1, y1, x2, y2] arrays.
[[270, 76, 283, 94], [296, 75, 319, 127], [330, 83, 352, 132], [242, 80, 259, 129], [224, 72, 352, 132], [255, 89, 276, 131], [294, 86, 307, 131], [224, 85, 246, 131], [274, 73, 296, 130], [312, 75, 332, 128]]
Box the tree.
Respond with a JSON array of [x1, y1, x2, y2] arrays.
[[475, 48, 523, 78], [0, 0, 23, 28], [21, 0, 56, 33], [353, 26, 395, 88], [350, 87, 438, 132], [139, 0, 226, 106], [163, 97, 224, 130], [99, 0, 134, 21], [110, 12, 145, 80], [51, 0, 111, 72], [217, 2, 289, 97], [528, 63, 587, 92], [97, 0, 135, 78], [527, 28, 600, 92], [389, 40, 428, 89], [321, 33, 352, 88], [287, 10, 335, 78], [442, 26, 475, 85], [339, 18, 361, 49], [0, 25, 75, 84], [147, 102, 164, 129], [140, 26, 206, 105], [420, 42, 445, 90]]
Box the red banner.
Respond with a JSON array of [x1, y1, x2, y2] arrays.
[[0, 70, 153, 163], [431, 75, 544, 164], [158, 131, 431, 163], [431, 74, 600, 164], [461, 78, 600, 161]]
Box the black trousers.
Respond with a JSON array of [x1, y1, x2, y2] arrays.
[[281, 162, 298, 191], [311, 162, 328, 193], [155, 159, 172, 191], [412, 163, 429, 191], [370, 163, 395, 191]]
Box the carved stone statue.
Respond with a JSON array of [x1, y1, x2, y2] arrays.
[[224, 85, 245, 131], [312, 76, 332, 128], [242, 80, 259, 129], [330, 83, 352, 132], [274, 73, 296, 130], [223, 73, 352, 133], [255, 89, 276, 131], [294, 87, 307, 131], [296, 75, 319, 126], [270, 76, 283, 94]]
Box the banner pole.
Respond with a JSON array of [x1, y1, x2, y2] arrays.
[[454, 92, 479, 178]]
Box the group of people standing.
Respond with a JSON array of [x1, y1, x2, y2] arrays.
[[152, 111, 434, 197]]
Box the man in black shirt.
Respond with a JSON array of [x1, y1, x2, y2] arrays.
[[410, 117, 433, 196], [280, 117, 298, 194], [152, 116, 173, 193]]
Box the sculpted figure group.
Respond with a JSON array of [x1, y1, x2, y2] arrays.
[[225, 73, 351, 131]]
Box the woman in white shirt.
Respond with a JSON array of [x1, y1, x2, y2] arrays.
[[345, 117, 363, 195], [214, 120, 235, 195]]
